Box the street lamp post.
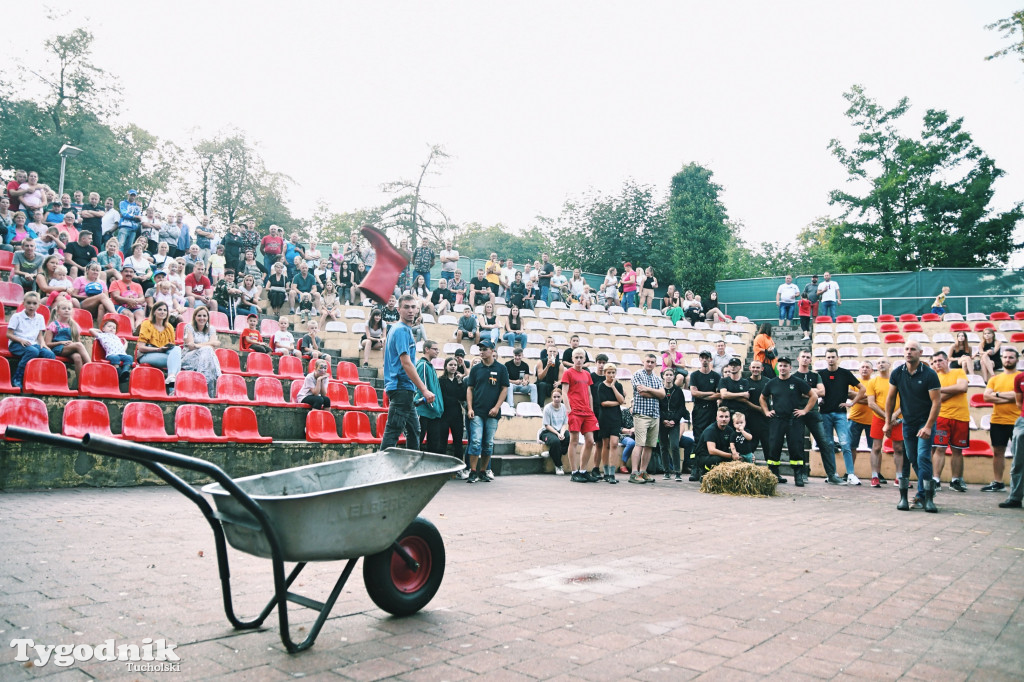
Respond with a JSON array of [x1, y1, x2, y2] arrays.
[[57, 144, 84, 197]]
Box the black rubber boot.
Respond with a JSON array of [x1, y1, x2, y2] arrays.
[[897, 478, 910, 511], [769, 465, 787, 484], [923, 478, 938, 513]]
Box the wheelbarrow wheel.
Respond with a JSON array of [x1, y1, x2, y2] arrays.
[[363, 516, 445, 616]]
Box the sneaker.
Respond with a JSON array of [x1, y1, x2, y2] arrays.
[[893, 477, 901, 487], [591, 467, 601, 478], [618, 465, 630, 475], [585, 471, 601, 482], [456, 468, 470, 480], [641, 472, 655, 483], [571, 471, 589, 483], [932, 479, 941, 492], [877, 474, 887, 485], [950, 479, 967, 493], [870, 476, 880, 488], [467, 471, 478, 483], [477, 470, 491, 482], [998, 499, 1022, 508], [981, 481, 1006, 493], [826, 474, 845, 485], [628, 472, 646, 484], [554, 466, 565, 476], [847, 474, 862, 486], [485, 469, 495, 481], [663, 472, 673, 480], [605, 474, 618, 484], [676, 474, 683, 482]]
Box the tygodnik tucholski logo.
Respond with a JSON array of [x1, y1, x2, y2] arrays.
[[10, 637, 181, 671]]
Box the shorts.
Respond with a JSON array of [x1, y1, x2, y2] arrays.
[[598, 419, 621, 442], [933, 416, 969, 449], [632, 414, 660, 447], [870, 416, 902, 441], [990, 422, 1014, 448], [211, 268, 224, 278], [568, 412, 599, 434]]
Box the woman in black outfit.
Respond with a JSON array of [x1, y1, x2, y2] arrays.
[[438, 357, 468, 477], [657, 367, 690, 479]]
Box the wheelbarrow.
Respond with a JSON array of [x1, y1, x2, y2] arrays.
[[6, 428, 464, 653]]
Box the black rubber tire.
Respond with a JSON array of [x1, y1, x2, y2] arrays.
[[363, 516, 445, 616]]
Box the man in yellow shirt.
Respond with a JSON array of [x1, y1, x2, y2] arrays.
[[982, 348, 1020, 493], [930, 352, 970, 492], [848, 360, 876, 460], [866, 359, 902, 488], [484, 252, 501, 290]]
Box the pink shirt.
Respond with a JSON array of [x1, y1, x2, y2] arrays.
[[622, 270, 637, 293]]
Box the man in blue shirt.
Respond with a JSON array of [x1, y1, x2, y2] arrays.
[[380, 294, 435, 451], [117, 190, 142, 255]]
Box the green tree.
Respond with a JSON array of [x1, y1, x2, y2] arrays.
[[985, 10, 1024, 65], [454, 222, 553, 264], [310, 202, 384, 246], [828, 85, 1022, 272], [379, 144, 452, 245], [666, 163, 731, 294]]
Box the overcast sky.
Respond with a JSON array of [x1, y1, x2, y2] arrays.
[[12, 1, 1024, 251]]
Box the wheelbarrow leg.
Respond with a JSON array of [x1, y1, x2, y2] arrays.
[[277, 558, 359, 653]]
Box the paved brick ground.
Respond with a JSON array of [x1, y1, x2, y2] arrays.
[[2, 475, 1022, 680]]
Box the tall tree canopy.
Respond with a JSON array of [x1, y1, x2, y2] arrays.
[[378, 144, 453, 246], [666, 163, 731, 294], [985, 10, 1024, 65], [454, 222, 553, 263], [827, 85, 1022, 272]]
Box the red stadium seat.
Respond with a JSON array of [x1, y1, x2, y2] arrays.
[[949, 322, 969, 332], [835, 315, 854, 323], [121, 402, 176, 442], [0, 305, 4, 322], [174, 370, 215, 402], [903, 323, 923, 332], [879, 323, 899, 333], [91, 337, 107, 363], [962, 439, 994, 457], [232, 315, 250, 334], [921, 313, 941, 322], [208, 311, 232, 334], [244, 352, 274, 376], [899, 314, 918, 322], [326, 380, 352, 409], [0, 357, 19, 394], [0, 396, 50, 439], [973, 321, 995, 331], [253, 376, 291, 406], [175, 322, 186, 345], [101, 312, 138, 340], [215, 373, 250, 403], [1014, 312, 1024, 321], [0, 250, 13, 274], [376, 413, 406, 444], [354, 384, 387, 411], [0, 325, 11, 360], [222, 406, 272, 443], [989, 312, 1010, 321], [1010, 333, 1024, 344], [175, 404, 227, 442], [78, 362, 128, 399], [260, 318, 280, 337], [0, 281, 26, 307], [969, 394, 993, 409], [23, 358, 76, 396], [336, 360, 368, 385], [306, 409, 351, 443], [63, 399, 119, 439], [73, 308, 96, 335], [877, 315, 896, 322], [343, 411, 381, 444], [16, 303, 50, 324], [289, 379, 311, 407], [815, 316, 832, 324], [129, 366, 171, 401], [883, 334, 905, 345], [215, 348, 257, 376], [277, 355, 304, 379]]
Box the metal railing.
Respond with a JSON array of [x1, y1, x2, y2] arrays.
[[722, 294, 1024, 324]]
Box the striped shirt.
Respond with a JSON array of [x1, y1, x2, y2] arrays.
[[631, 369, 663, 418]]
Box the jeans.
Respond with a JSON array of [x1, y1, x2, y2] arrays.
[[620, 436, 636, 464], [263, 255, 277, 276], [1007, 417, 1024, 503], [441, 270, 455, 282], [381, 389, 420, 451], [848, 420, 873, 453], [821, 411, 854, 476], [117, 227, 136, 256], [506, 382, 538, 407], [623, 291, 636, 310], [539, 285, 549, 304], [468, 415, 499, 458], [820, 300, 837, 320], [106, 354, 134, 376], [138, 347, 182, 381], [778, 302, 795, 321], [503, 332, 527, 349], [801, 411, 836, 478], [8, 342, 56, 385], [484, 327, 500, 345], [901, 417, 934, 495]]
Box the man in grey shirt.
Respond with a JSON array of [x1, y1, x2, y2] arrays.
[[802, 274, 820, 319]]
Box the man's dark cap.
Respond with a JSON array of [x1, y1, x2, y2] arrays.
[[699, 350, 712, 358], [454, 348, 466, 356], [727, 358, 742, 366]]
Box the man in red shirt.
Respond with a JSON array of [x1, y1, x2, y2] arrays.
[[109, 265, 147, 326], [561, 347, 600, 482], [185, 261, 218, 311], [6, 169, 27, 216], [260, 225, 284, 274]]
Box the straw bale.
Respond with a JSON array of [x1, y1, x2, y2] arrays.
[[699, 461, 778, 497]]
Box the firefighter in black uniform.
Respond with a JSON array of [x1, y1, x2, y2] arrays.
[[760, 356, 817, 486]]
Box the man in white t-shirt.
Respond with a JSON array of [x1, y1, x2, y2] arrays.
[[817, 271, 841, 320], [775, 274, 800, 327], [439, 239, 459, 282], [499, 258, 517, 298], [100, 197, 120, 240]]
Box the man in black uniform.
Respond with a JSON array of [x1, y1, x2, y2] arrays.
[[760, 357, 817, 486], [587, 353, 607, 477], [794, 349, 844, 485], [719, 358, 749, 414], [819, 347, 867, 485], [744, 360, 771, 461], [694, 406, 739, 477], [536, 342, 563, 406], [687, 350, 721, 479]]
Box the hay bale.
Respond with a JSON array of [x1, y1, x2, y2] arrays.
[[699, 461, 778, 497]]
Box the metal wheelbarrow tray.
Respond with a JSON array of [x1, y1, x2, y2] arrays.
[[6, 428, 464, 653]]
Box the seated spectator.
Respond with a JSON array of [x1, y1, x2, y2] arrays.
[[214, 268, 256, 329], [265, 261, 288, 316], [12, 238, 44, 291], [318, 280, 344, 327], [43, 264, 77, 309], [455, 306, 479, 343], [166, 259, 186, 295], [449, 269, 467, 305], [479, 301, 500, 345], [185, 261, 217, 311], [109, 264, 147, 326], [336, 261, 354, 304], [238, 273, 262, 317], [503, 303, 528, 349], [549, 266, 569, 303], [299, 319, 325, 361], [505, 347, 538, 407], [296, 358, 331, 410], [123, 240, 155, 288], [351, 261, 368, 304], [44, 299, 89, 382], [45, 200, 66, 227], [682, 290, 704, 324], [289, 261, 321, 320], [539, 388, 570, 475], [380, 295, 400, 332], [660, 284, 677, 310], [63, 230, 97, 278], [273, 317, 301, 358], [313, 256, 331, 288], [703, 291, 729, 323], [71, 262, 116, 321], [183, 244, 204, 274], [6, 291, 57, 389], [507, 270, 527, 309], [561, 335, 591, 365], [468, 267, 494, 307], [89, 318, 134, 382], [181, 305, 222, 397], [35, 225, 66, 258], [97, 237, 122, 283], [431, 277, 455, 315], [26, 211, 49, 243], [569, 269, 587, 303], [151, 241, 173, 273], [976, 327, 1002, 382], [136, 301, 182, 390], [948, 332, 973, 374], [361, 308, 386, 367], [662, 339, 685, 371], [239, 314, 271, 353], [409, 274, 435, 315]]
